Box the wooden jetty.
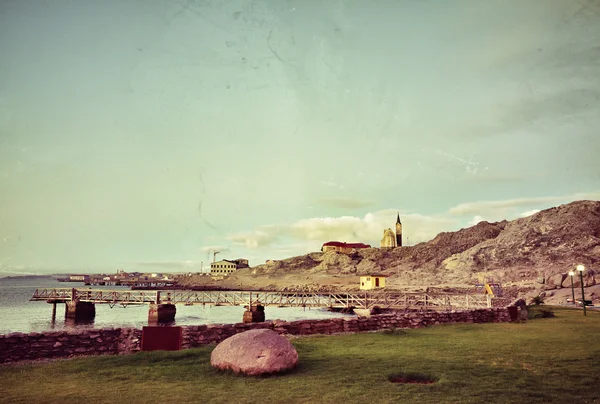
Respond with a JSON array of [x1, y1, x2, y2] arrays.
[[30, 288, 493, 324]]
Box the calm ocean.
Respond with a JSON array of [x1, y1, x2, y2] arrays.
[[0, 277, 352, 335]]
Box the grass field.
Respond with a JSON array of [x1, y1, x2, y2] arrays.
[[1, 307, 599, 404]]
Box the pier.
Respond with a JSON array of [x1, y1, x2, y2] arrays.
[[31, 288, 493, 324]]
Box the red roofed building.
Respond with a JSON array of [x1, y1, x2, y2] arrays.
[[321, 241, 371, 254]]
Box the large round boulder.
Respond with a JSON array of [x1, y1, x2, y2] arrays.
[[210, 329, 298, 376]]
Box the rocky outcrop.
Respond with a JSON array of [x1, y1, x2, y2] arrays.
[[210, 329, 298, 375], [560, 269, 598, 288], [546, 273, 567, 290], [191, 200, 600, 291]]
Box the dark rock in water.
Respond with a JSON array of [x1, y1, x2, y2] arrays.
[[210, 329, 298, 376]]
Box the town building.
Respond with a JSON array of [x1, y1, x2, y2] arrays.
[[68, 275, 89, 282], [380, 213, 402, 248], [210, 259, 250, 276], [321, 241, 371, 253]]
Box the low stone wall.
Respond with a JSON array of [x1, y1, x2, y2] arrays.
[[0, 327, 143, 364], [181, 308, 510, 348], [0, 308, 510, 364]]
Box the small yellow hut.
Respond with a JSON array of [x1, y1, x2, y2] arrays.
[[359, 273, 387, 290]]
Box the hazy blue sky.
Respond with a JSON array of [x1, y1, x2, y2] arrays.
[[1, 0, 599, 275]]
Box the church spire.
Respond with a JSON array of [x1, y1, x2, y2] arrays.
[[395, 213, 403, 247]]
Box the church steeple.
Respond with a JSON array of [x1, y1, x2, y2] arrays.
[[395, 213, 403, 247]]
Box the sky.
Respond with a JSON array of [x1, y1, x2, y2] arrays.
[[1, 0, 599, 275]]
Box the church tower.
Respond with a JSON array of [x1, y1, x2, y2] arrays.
[[395, 213, 403, 247]]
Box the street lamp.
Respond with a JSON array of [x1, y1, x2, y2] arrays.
[[568, 271, 575, 306], [577, 265, 586, 316]]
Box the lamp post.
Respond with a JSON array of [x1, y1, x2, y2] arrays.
[[568, 271, 575, 305], [577, 265, 586, 316]]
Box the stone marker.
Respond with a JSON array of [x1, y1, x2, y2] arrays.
[[210, 329, 298, 376], [508, 298, 528, 322]]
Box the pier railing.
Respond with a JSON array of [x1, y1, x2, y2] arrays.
[[31, 288, 492, 310]]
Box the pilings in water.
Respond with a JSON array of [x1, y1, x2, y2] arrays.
[[243, 304, 265, 323], [49, 300, 175, 325], [43, 289, 273, 325], [64, 301, 96, 321], [147, 291, 177, 324], [148, 304, 177, 324], [50, 301, 58, 323], [61, 288, 96, 322]]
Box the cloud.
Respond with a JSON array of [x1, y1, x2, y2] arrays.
[[316, 196, 375, 209], [227, 225, 284, 249], [319, 180, 345, 190], [227, 216, 374, 250], [226, 191, 600, 260], [435, 150, 488, 176], [450, 197, 559, 216], [289, 215, 376, 242], [227, 209, 458, 250], [461, 173, 529, 183], [468, 216, 485, 226], [520, 209, 540, 217], [449, 192, 600, 218]]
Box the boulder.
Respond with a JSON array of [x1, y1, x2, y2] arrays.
[[545, 273, 566, 289], [563, 270, 597, 288], [561, 275, 576, 289], [210, 329, 298, 376]]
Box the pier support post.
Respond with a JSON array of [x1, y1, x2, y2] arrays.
[[51, 301, 57, 323], [243, 304, 265, 323], [148, 303, 177, 324], [64, 301, 96, 321]]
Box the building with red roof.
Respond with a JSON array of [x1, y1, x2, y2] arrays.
[[321, 241, 371, 254]]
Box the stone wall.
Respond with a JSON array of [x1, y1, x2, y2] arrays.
[[181, 308, 510, 348], [0, 308, 510, 364], [0, 329, 121, 363]]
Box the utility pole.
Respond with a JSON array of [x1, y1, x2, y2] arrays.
[[483, 254, 487, 282]]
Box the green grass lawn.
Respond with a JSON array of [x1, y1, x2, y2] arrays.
[[1, 307, 599, 404]]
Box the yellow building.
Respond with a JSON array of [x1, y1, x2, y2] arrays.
[[380, 228, 396, 248], [360, 274, 387, 290], [210, 259, 249, 276]]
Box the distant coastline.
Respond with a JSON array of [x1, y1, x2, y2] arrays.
[[0, 274, 56, 280]]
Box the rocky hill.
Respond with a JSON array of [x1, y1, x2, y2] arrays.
[[183, 200, 600, 298]]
